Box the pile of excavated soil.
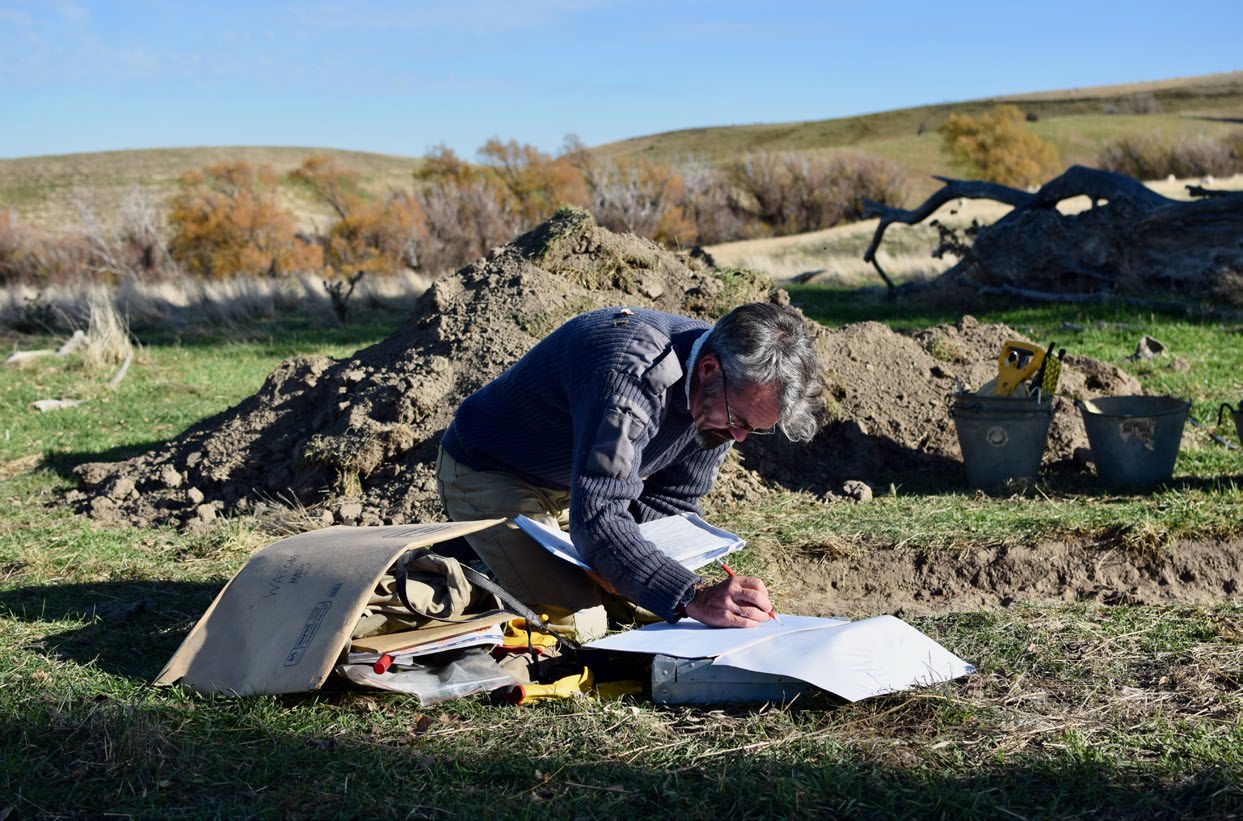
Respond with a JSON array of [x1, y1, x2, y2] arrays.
[[69, 209, 1142, 531]]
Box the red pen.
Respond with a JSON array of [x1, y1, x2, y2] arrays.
[[718, 559, 783, 625]]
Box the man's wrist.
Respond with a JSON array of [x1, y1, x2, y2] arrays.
[[674, 582, 705, 618]]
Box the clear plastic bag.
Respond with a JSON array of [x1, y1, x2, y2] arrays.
[[336, 647, 514, 704]]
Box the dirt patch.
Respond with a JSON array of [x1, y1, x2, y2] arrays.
[[68, 208, 1142, 531], [774, 537, 1243, 617]]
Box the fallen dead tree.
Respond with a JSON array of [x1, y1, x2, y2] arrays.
[[863, 165, 1243, 307]]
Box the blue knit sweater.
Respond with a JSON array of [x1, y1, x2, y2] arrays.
[[441, 307, 730, 618]]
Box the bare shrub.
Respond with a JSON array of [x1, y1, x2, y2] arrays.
[[729, 151, 906, 236], [0, 211, 93, 286], [1098, 134, 1240, 179], [75, 188, 177, 281], [673, 155, 743, 245], [1168, 136, 1237, 178], [581, 158, 690, 243], [1114, 93, 1163, 115], [415, 175, 520, 275]]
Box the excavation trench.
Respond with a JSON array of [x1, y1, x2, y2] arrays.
[[776, 537, 1243, 617]]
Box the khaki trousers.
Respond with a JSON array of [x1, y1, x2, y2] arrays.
[[436, 445, 624, 642]]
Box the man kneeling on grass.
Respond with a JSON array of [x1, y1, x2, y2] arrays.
[[436, 303, 823, 641]]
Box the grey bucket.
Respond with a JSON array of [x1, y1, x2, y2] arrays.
[[1220, 402, 1243, 448], [950, 394, 1054, 493], [1077, 396, 1190, 490]]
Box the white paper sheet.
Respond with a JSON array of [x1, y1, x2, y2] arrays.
[[513, 512, 744, 572], [584, 614, 975, 702], [584, 614, 847, 658], [712, 615, 975, 702]]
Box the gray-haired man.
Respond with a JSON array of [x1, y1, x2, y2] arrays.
[[437, 303, 823, 641]]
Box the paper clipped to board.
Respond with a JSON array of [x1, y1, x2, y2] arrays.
[[513, 512, 744, 572]]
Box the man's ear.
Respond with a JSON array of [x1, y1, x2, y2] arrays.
[[695, 353, 720, 382]]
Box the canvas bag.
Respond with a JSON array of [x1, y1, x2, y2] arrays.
[[353, 547, 502, 638]]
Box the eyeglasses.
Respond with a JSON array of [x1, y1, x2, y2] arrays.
[[720, 370, 777, 436]]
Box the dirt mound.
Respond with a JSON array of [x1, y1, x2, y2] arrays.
[[68, 209, 1142, 531]]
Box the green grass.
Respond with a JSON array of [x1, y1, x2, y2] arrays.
[[2, 296, 1242, 817]]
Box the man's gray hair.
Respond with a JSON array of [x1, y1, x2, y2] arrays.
[[701, 302, 824, 442]]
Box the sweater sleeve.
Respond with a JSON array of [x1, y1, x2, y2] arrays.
[[630, 443, 730, 523], [567, 368, 701, 619]]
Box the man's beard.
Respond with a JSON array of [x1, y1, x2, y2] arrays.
[[693, 376, 732, 450], [695, 427, 733, 449]]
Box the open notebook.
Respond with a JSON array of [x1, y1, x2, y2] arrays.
[[513, 512, 744, 573]]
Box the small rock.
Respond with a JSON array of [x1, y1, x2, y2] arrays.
[[635, 276, 664, 300], [187, 487, 205, 505], [108, 477, 135, 500], [338, 502, 364, 521], [319, 510, 336, 526], [74, 463, 112, 487], [185, 451, 203, 468], [195, 504, 217, 522], [159, 464, 183, 489], [1127, 335, 1166, 361], [841, 480, 873, 502], [90, 496, 117, 516]]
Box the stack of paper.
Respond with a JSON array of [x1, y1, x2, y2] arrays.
[[585, 614, 975, 702], [514, 512, 744, 572]]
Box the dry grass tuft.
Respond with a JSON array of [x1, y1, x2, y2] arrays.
[[79, 289, 134, 375]]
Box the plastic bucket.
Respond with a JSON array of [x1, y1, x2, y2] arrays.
[[1220, 402, 1243, 448], [1077, 396, 1190, 490], [950, 394, 1054, 493]]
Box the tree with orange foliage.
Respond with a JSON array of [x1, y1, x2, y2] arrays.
[[168, 162, 321, 278], [292, 157, 422, 276], [938, 105, 1061, 187], [476, 138, 589, 226]]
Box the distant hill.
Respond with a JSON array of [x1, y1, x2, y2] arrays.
[[3, 72, 1241, 234], [0, 146, 422, 234], [594, 71, 1243, 198]]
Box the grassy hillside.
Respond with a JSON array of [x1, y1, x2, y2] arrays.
[[0, 146, 422, 234], [595, 71, 1243, 199], [3, 72, 1241, 233]]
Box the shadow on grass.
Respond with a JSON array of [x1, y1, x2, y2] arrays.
[[42, 439, 169, 481], [1, 695, 1239, 818], [0, 579, 223, 683]]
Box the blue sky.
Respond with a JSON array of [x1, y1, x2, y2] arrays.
[[3, 0, 1241, 160]]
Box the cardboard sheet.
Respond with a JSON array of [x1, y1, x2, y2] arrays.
[[155, 520, 504, 695]]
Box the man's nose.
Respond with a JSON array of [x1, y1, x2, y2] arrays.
[[730, 427, 748, 443]]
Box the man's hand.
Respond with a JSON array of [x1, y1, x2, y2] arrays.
[[685, 575, 774, 628]]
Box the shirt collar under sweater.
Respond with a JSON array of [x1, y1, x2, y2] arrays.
[[684, 329, 710, 411]]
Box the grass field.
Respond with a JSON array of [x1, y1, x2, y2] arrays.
[[2, 277, 1241, 817]]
